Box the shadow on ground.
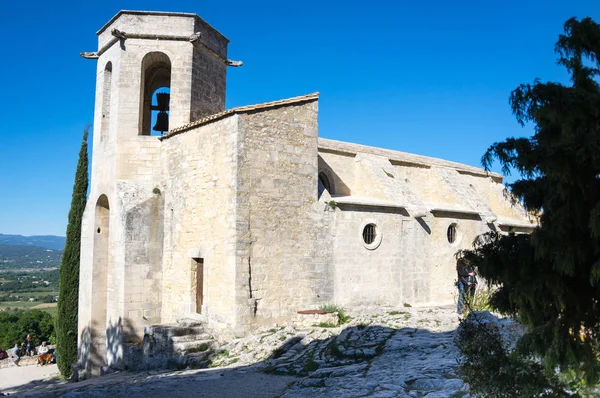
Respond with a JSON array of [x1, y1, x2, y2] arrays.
[[3, 321, 464, 398]]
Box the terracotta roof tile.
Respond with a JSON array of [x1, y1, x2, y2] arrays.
[[161, 92, 319, 140]]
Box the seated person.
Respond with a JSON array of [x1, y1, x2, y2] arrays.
[[19, 342, 26, 357], [38, 341, 49, 355], [11, 343, 20, 366]]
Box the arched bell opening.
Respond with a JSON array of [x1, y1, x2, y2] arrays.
[[139, 52, 172, 136]]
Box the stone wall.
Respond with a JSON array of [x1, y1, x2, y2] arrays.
[[234, 100, 333, 331], [160, 116, 239, 332], [319, 142, 535, 308], [79, 11, 231, 371]]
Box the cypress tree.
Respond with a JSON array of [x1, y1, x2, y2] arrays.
[[56, 127, 89, 378], [461, 17, 600, 381]]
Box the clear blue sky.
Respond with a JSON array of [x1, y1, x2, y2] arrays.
[[0, 0, 597, 236]]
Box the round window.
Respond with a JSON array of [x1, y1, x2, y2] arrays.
[[447, 224, 457, 244], [360, 220, 383, 250]]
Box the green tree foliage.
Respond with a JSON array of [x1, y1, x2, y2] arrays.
[[460, 17, 600, 382], [56, 127, 88, 377], [0, 309, 55, 350], [456, 317, 570, 397]]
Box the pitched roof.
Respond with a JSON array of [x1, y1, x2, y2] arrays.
[[318, 138, 502, 178], [160, 92, 319, 140]]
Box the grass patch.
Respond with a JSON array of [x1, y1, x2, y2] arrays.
[[302, 357, 319, 373], [357, 322, 368, 330], [403, 303, 412, 308], [319, 303, 351, 324], [326, 340, 344, 359], [207, 349, 230, 368], [272, 347, 285, 358], [388, 310, 409, 316], [188, 343, 210, 353], [315, 322, 337, 328]]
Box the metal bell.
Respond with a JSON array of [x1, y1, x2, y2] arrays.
[[153, 112, 169, 132], [152, 92, 170, 133]]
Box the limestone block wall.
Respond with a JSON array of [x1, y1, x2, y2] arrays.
[[320, 140, 534, 308], [331, 207, 410, 306], [98, 12, 198, 48], [160, 116, 239, 331], [422, 213, 492, 303], [329, 207, 495, 308], [119, 181, 164, 337], [235, 100, 332, 331], [190, 43, 227, 120]]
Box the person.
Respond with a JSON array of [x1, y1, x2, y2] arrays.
[[38, 341, 49, 355], [457, 258, 478, 313], [10, 343, 20, 366], [25, 334, 33, 356]]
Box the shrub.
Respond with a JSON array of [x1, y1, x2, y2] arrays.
[[461, 287, 495, 316], [456, 315, 569, 397], [0, 309, 55, 349], [319, 304, 350, 324]]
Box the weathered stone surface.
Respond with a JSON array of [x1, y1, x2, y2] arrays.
[[3, 306, 525, 397], [78, 9, 536, 375]]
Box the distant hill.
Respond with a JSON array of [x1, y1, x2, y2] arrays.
[[0, 245, 62, 270], [0, 234, 65, 251]]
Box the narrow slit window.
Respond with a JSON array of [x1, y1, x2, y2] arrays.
[[447, 224, 457, 244]]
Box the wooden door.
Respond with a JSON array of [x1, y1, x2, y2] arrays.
[[194, 258, 204, 314]]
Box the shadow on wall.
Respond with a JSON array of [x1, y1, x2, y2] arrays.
[[106, 317, 140, 370], [318, 156, 351, 196], [76, 317, 143, 379], [77, 321, 102, 377], [9, 321, 463, 397]]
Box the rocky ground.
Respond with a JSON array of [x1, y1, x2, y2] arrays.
[[0, 305, 519, 397]]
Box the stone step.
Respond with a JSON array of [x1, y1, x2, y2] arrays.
[[147, 325, 205, 338], [170, 333, 211, 343], [173, 339, 214, 353]]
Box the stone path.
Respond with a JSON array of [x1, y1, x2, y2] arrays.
[[1, 305, 497, 397], [0, 363, 59, 391]]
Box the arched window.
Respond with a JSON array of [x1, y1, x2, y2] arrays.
[[100, 62, 112, 141], [139, 52, 171, 136], [318, 172, 334, 199]]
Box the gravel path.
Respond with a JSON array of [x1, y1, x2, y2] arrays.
[[0, 364, 59, 391], [1, 366, 296, 397]]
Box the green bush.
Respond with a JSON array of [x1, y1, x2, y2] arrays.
[[461, 288, 495, 316], [0, 309, 55, 350], [319, 303, 350, 324], [456, 316, 570, 397]]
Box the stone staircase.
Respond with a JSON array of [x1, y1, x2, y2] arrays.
[[140, 322, 217, 369]]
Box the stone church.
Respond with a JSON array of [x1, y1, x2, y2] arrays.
[[77, 10, 535, 369]]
